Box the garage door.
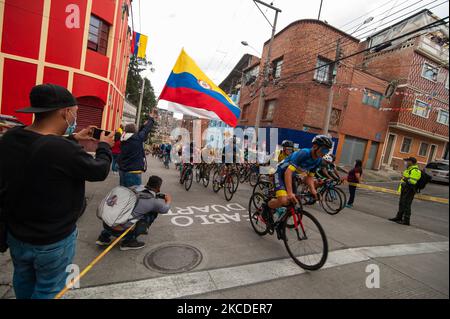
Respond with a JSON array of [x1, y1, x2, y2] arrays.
[[340, 136, 367, 166], [365, 142, 379, 170], [76, 96, 104, 132]]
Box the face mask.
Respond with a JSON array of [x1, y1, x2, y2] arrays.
[[65, 110, 77, 135]]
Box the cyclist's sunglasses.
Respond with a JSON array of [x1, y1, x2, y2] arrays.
[[319, 147, 331, 154]]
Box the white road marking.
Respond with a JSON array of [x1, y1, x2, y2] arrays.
[[65, 241, 449, 299]]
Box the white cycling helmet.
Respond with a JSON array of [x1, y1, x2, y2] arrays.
[[323, 154, 333, 163]]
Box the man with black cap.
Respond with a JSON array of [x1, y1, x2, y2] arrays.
[[0, 84, 114, 299], [389, 157, 422, 226]]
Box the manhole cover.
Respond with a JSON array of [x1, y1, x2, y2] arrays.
[[143, 244, 202, 274]]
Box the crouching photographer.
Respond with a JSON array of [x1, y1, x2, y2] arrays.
[[96, 175, 171, 251]]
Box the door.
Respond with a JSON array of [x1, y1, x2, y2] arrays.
[[366, 142, 379, 170], [76, 96, 104, 132], [428, 144, 437, 163], [383, 134, 395, 165], [340, 136, 367, 166]]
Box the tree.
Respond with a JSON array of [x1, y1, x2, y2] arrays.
[[125, 56, 158, 143]]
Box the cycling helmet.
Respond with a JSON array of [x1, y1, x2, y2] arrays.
[[323, 154, 333, 163], [312, 135, 333, 149], [281, 140, 294, 148]]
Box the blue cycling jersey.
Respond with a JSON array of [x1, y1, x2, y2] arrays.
[[277, 148, 322, 175]]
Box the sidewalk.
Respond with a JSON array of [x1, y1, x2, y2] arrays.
[[338, 166, 401, 183]]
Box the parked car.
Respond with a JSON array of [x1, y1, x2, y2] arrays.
[[0, 114, 25, 139], [424, 160, 449, 184]]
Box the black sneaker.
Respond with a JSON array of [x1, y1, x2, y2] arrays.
[[120, 240, 146, 251], [96, 235, 112, 247]]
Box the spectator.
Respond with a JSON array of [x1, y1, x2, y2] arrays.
[[388, 157, 421, 226], [111, 131, 122, 175], [346, 160, 363, 208], [96, 175, 171, 250], [0, 84, 114, 299], [118, 110, 158, 187]]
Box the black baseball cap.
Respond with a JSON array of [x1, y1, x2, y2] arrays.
[[404, 157, 417, 164], [16, 84, 77, 113]]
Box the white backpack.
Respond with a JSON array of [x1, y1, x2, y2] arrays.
[[97, 186, 140, 227]]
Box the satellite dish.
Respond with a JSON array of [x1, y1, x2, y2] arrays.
[[384, 81, 398, 99]]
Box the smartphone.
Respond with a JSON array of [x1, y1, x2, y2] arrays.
[[92, 128, 111, 140]]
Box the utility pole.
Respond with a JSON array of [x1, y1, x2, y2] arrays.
[[136, 77, 145, 129], [253, 0, 282, 136], [323, 39, 341, 135], [318, 0, 324, 20]]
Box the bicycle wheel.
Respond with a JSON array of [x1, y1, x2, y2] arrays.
[[212, 171, 221, 193], [184, 169, 193, 191], [224, 175, 235, 201], [231, 172, 239, 193], [195, 166, 201, 183], [248, 192, 269, 236], [282, 209, 328, 271], [249, 171, 259, 187], [202, 168, 210, 188], [335, 187, 347, 210], [239, 167, 247, 183], [320, 187, 343, 215]]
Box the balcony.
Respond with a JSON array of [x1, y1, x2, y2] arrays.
[[415, 35, 449, 66]]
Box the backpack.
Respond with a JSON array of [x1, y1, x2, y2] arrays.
[[413, 168, 432, 193], [97, 186, 154, 227]]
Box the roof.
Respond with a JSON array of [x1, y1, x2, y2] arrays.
[[263, 19, 360, 46]]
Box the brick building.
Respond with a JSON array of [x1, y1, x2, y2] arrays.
[[0, 0, 133, 132], [361, 10, 449, 170]]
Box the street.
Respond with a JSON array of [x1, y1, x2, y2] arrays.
[[2, 156, 447, 299]]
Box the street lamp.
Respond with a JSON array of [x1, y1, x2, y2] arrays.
[[351, 17, 374, 35], [241, 41, 261, 57]]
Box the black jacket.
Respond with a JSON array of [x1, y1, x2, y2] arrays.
[[0, 127, 112, 245], [118, 118, 154, 172]]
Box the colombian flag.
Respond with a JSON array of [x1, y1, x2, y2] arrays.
[[131, 32, 148, 59], [159, 49, 241, 127]]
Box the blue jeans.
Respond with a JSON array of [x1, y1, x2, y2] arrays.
[[111, 154, 119, 172], [119, 171, 142, 187], [7, 229, 77, 299]]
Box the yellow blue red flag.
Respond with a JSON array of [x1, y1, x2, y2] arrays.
[[159, 49, 241, 127]]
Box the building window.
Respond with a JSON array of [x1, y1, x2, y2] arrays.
[[88, 15, 110, 55], [272, 58, 283, 79], [421, 62, 439, 82], [244, 66, 259, 85], [412, 99, 431, 118], [418, 142, 429, 157], [400, 137, 413, 153], [314, 57, 331, 83], [362, 89, 383, 109], [263, 100, 276, 121], [437, 109, 449, 125]]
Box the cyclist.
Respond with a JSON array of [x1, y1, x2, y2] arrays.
[[315, 154, 341, 183], [277, 140, 295, 163], [262, 135, 333, 221]]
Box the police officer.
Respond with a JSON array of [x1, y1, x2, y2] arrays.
[[389, 157, 421, 226]]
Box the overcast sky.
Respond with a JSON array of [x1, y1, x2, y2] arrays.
[[131, 0, 449, 110]]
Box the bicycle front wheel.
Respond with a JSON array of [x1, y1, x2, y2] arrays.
[[212, 171, 221, 193], [282, 209, 328, 271], [320, 187, 343, 215], [184, 170, 193, 191], [248, 192, 269, 236], [224, 175, 235, 201]]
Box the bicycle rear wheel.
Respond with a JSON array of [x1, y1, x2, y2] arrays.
[[248, 192, 269, 236], [224, 175, 235, 201], [195, 167, 201, 183], [212, 171, 221, 193], [282, 209, 328, 271], [184, 169, 193, 191], [202, 168, 210, 188], [249, 171, 259, 187]]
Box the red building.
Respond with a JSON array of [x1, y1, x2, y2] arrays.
[[0, 0, 133, 131]]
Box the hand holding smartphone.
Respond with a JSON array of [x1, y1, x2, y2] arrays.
[[92, 127, 111, 140]]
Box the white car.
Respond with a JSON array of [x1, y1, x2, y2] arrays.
[[424, 161, 449, 184]]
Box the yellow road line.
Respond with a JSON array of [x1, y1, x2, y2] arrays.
[[54, 225, 135, 299], [348, 182, 449, 205]]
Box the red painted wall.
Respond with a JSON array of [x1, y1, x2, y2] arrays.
[[85, 50, 109, 77], [46, 0, 87, 68], [91, 0, 115, 25], [43, 67, 69, 87], [2, 59, 37, 124], [2, 0, 44, 59], [72, 73, 108, 103]]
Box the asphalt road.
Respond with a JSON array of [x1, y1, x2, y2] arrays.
[[1, 156, 448, 299]]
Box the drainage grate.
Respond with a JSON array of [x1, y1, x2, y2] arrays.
[[143, 244, 203, 274]]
